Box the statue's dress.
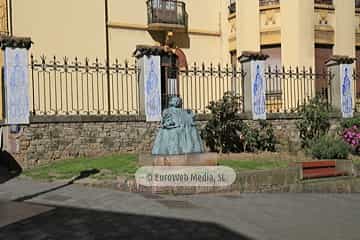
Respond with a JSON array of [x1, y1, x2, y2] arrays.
[[152, 107, 204, 155]]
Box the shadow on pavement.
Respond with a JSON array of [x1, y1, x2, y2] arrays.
[[14, 169, 100, 202], [0, 151, 22, 184], [0, 203, 254, 240]]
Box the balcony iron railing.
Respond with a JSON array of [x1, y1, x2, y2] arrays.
[[259, 0, 334, 7], [147, 0, 186, 27], [228, 0, 236, 14], [314, 0, 333, 5], [259, 0, 280, 7]]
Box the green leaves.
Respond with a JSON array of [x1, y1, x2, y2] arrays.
[[296, 97, 331, 148], [201, 92, 276, 153], [310, 135, 350, 160]]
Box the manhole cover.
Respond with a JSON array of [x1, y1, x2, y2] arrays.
[[157, 200, 199, 209], [42, 194, 71, 202]]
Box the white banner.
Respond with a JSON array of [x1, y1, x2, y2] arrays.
[[340, 64, 353, 118], [136, 166, 236, 187], [144, 56, 162, 122], [4, 48, 30, 125], [251, 61, 266, 120]]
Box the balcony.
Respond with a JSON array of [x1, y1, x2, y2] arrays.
[[259, 0, 280, 7], [147, 0, 187, 32], [259, 0, 334, 7], [314, 0, 333, 5], [228, 0, 236, 15]]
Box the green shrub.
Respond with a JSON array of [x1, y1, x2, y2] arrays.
[[256, 120, 276, 152], [201, 92, 277, 153], [340, 116, 360, 129], [201, 92, 246, 153], [310, 135, 350, 160], [296, 97, 331, 148]]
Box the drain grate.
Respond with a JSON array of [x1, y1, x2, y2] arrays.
[[157, 200, 199, 209]]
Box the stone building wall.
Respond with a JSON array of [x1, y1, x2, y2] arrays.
[[4, 115, 342, 169]]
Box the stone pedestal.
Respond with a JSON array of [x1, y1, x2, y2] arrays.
[[138, 153, 218, 166]]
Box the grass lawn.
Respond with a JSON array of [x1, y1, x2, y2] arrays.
[[23, 154, 138, 181], [219, 159, 289, 171], [217, 152, 306, 171], [23, 151, 358, 181]]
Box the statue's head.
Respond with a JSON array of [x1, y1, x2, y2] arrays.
[[168, 96, 182, 108]]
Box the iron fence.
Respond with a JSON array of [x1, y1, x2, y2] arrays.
[[30, 55, 139, 115], [353, 71, 360, 112], [30, 56, 339, 116], [265, 66, 332, 113], [177, 63, 244, 114]]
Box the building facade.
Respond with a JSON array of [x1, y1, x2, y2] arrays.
[[0, 0, 358, 120], [0, 0, 357, 69]]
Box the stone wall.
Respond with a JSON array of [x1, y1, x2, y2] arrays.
[[7, 116, 160, 168], [2, 114, 342, 169]]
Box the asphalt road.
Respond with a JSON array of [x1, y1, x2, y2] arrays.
[[0, 178, 360, 240]]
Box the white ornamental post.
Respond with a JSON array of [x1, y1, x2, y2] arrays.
[[135, 46, 162, 122], [2, 36, 33, 125], [0, 36, 32, 152], [326, 56, 355, 118], [239, 51, 268, 120]]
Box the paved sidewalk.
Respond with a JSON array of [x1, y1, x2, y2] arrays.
[[1, 178, 360, 240]]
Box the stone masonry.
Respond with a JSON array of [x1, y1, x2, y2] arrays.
[[4, 115, 342, 169]]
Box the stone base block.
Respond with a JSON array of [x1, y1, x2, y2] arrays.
[[138, 153, 218, 166]]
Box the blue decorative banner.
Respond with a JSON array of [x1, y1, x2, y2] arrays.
[[4, 48, 30, 125], [144, 56, 162, 122], [252, 61, 266, 120], [340, 64, 353, 118]]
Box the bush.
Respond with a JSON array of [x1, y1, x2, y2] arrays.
[[201, 92, 277, 153], [201, 92, 245, 153], [256, 120, 276, 152], [342, 126, 360, 153], [340, 116, 360, 129], [310, 135, 350, 160], [296, 97, 331, 148]]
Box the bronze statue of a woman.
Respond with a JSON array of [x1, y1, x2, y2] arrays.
[[152, 96, 204, 155]]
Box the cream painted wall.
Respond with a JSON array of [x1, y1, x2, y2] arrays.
[[182, 0, 220, 32], [219, 0, 231, 64], [12, 0, 106, 60], [109, 28, 157, 61], [109, 0, 220, 32], [280, 0, 314, 68], [334, 0, 356, 57], [109, 0, 225, 63], [11, 0, 226, 64], [236, 0, 260, 55], [108, 0, 147, 26], [181, 34, 222, 64]]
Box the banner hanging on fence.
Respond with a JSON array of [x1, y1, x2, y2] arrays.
[[144, 56, 162, 122], [4, 48, 30, 125], [340, 64, 353, 118], [251, 61, 266, 120]]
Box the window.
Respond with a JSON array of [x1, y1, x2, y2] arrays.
[[230, 51, 237, 66], [228, 0, 236, 14]]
